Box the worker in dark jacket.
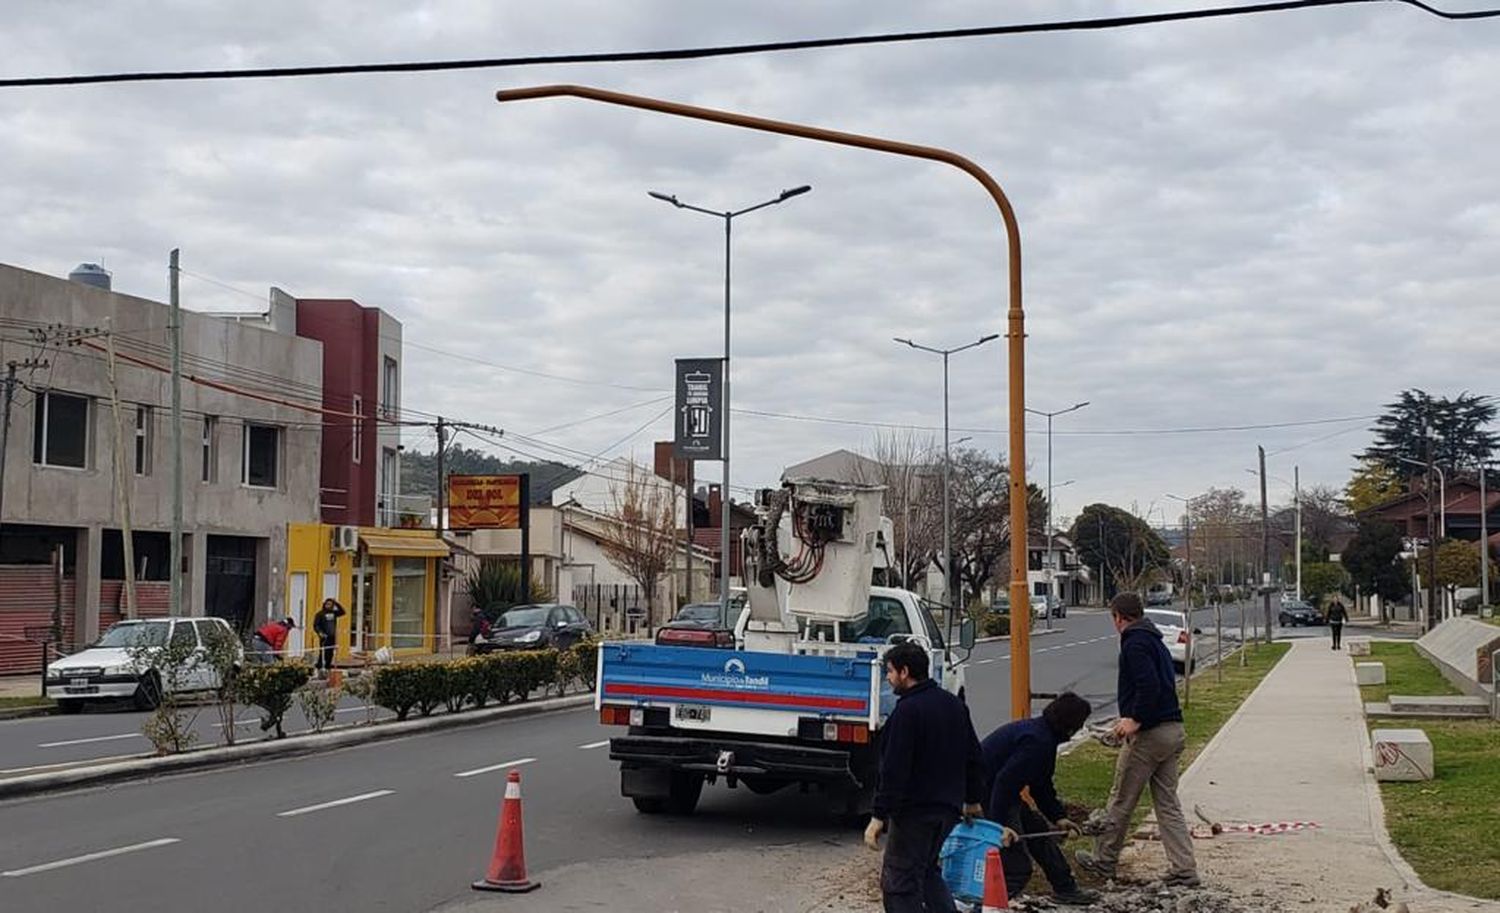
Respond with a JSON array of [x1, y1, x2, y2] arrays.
[[866, 641, 987, 913], [980, 693, 1099, 905], [311, 599, 345, 675], [1077, 592, 1199, 887]]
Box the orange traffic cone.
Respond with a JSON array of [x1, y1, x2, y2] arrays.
[[472, 769, 540, 893], [981, 846, 1009, 911]]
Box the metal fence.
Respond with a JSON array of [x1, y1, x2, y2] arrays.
[[573, 583, 651, 635]]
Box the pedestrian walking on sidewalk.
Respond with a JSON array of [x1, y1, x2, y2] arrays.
[[312, 599, 345, 674], [980, 692, 1100, 906], [1076, 592, 1200, 888], [1326, 599, 1348, 650], [865, 641, 987, 913]]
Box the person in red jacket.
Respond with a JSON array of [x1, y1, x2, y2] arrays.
[[252, 617, 296, 663]]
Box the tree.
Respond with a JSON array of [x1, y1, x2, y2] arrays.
[[944, 448, 1046, 608], [1069, 503, 1171, 598], [1345, 458, 1403, 513], [1187, 488, 1257, 586], [1360, 389, 1498, 481], [1342, 519, 1408, 621], [853, 430, 942, 590], [1301, 562, 1350, 608], [1421, 539, 1492, 593], [598, 462, 680, 628], [1299, 484, 1352, 559]]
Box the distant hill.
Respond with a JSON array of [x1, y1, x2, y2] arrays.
[[400, 444, 582, 505]]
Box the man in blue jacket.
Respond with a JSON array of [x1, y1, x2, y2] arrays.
[[865, 641, 985, 913], [1077, 592, 1199, 887], [980, 692, 1099, 904]]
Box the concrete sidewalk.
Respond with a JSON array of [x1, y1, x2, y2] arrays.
[[1122, 639, 1497, 913]]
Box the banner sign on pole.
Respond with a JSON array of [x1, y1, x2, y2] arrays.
[[674, 358, 723, 461], [448, 474, 522, 530]]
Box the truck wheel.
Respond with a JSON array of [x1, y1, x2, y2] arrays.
[[666, 772, 704, 814], [57, 700, 84, 715], [632, 796, 667, 814]]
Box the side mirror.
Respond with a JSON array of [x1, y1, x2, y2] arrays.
[[1192, 627, 1203, 636], [959, 617, 977, 650]]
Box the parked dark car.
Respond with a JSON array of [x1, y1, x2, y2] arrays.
[[474, 603, 593, 653], [1278, 600, 1323, 627], [655, 601, 739, 648]]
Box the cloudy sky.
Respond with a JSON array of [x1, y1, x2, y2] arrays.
[[2, 1, 1496, 526]]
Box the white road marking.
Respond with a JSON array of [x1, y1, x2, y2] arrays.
[[578, 740, 610, 750], [454, 757, 537, 779], [2, 838, 180, 877], [975, 659, 995, 665], [37, 733, 142, 748], [276, 790, 395, 817]]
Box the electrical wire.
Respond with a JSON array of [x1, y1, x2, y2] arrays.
[[0, 1, 1492, 89], [731, 406, 1382, 437]]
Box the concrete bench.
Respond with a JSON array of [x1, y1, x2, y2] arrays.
[[1372, 728, 1434, 781], [1355, 662, 1386, 686], [1388, 694, 1490, 717], [1347, 637, 1372, 656]]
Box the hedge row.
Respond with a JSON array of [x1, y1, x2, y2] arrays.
[[371, 639, 599, 721]]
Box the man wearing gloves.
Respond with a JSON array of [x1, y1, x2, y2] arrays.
[[1076, 592, 1200, 887], [980, 692, 1099, 905], [865, 641, 988, 913]]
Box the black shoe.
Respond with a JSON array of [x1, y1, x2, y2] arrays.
[[1054, 887, 1102, 905], [1074, 850, 1116, 880], [1162, 872, 1201, 888]]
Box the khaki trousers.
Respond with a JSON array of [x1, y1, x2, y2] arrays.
[[1094, 721, 1197, 877]]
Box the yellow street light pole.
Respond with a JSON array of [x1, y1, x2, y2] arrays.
[[495, 84, 1033, 720]]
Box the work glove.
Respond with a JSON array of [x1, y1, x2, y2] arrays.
[[1000, 826, 1020, 848], [962, 802, 984, 825], [1053, 818, 1083, 839], [864, 817, 885, 851]]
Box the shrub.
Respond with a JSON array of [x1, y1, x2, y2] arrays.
[[373, 664, 423, 721], [343, 671, 379, 724], [979, 610, 1010, 638], [237, 661, 313, 739], [446, 657, 487, 712], [298, 685, 340, 733], [555, 638, 601, 695]]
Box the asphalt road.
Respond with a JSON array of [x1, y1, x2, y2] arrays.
[[0, 609, 1303, 912]]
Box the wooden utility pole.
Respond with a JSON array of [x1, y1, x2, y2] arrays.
[[105, 319, 138, 619], [1, 359, 49, 528]]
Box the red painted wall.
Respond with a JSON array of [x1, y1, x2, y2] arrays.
[[296, 299, 380, 527]]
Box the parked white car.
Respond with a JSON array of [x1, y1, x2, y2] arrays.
[[1145, 608, 1200, 671], [44, 617, 242, 713]]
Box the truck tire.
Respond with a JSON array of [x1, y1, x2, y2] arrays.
[[57, 699, 85, 715], [632, 796, 667, 814], [666, 772, 704, 814]]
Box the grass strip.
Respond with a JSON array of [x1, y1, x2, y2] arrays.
[[1357, 641, 1461, 705]]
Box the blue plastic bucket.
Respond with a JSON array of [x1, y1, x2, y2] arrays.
[[939, 818, 1005, 903]]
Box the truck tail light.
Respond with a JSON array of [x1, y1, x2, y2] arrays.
[[600, 704, 632, 726], [801, 717, 871, 744]]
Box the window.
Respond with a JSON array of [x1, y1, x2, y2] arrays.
[[380, 448, 398, 526], [133, 405, 153, 476], [169, 620, 198, 650], [242, 423, 280, 488], [201, 416, 218, 483], [351, 394, 363, 464], [382, 357, 398, 418], [390, 558, 427, 649], [32, 391, 90, 468], [1033, 582, 1048, 596]]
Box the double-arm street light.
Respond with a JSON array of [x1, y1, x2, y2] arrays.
[[649, 185, 812, 621], [894, 335, 999, 627], [495, 84, 1035, 721], [1025, 401, 1090, 628]]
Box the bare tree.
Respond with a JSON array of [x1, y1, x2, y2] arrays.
[[854, 430, 942, 588], [599, 462, 680, 629], [947, 448, 1047, 608]]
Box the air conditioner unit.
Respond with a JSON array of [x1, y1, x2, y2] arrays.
[[331, 525, 359, 553]]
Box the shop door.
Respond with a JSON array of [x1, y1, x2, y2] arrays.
[[287, 572, 308, 658]]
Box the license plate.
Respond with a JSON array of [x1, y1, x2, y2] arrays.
[[674, 704, 712, 723], [70, 677, 89, 687], [64, 685, 97, 694]]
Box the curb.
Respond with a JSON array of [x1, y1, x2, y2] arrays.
[[976, 627, 1066, 646], [0, 692, 594, 801], [0, 704, 55, 721]]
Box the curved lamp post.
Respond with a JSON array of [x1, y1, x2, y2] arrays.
[[495, 85, 1033, 720]]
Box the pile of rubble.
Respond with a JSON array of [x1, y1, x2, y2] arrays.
[[1007, 880, 1287, 913]]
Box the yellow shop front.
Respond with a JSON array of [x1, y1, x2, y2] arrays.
[[286, 524, 449, 661]]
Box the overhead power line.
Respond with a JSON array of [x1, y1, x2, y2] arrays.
[[731, 406, 1381, 437], [0, 1, 1493, 89]]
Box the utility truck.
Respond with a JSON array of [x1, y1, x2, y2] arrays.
[[594, 478, 975, 816]]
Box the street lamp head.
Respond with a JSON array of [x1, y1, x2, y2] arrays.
[[647, 190, 681, 207], [893, 337, 915, 348], [779, 184, 813, 201], [978, 333, 1001, 345], [1073, 401, 1091, 410]]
